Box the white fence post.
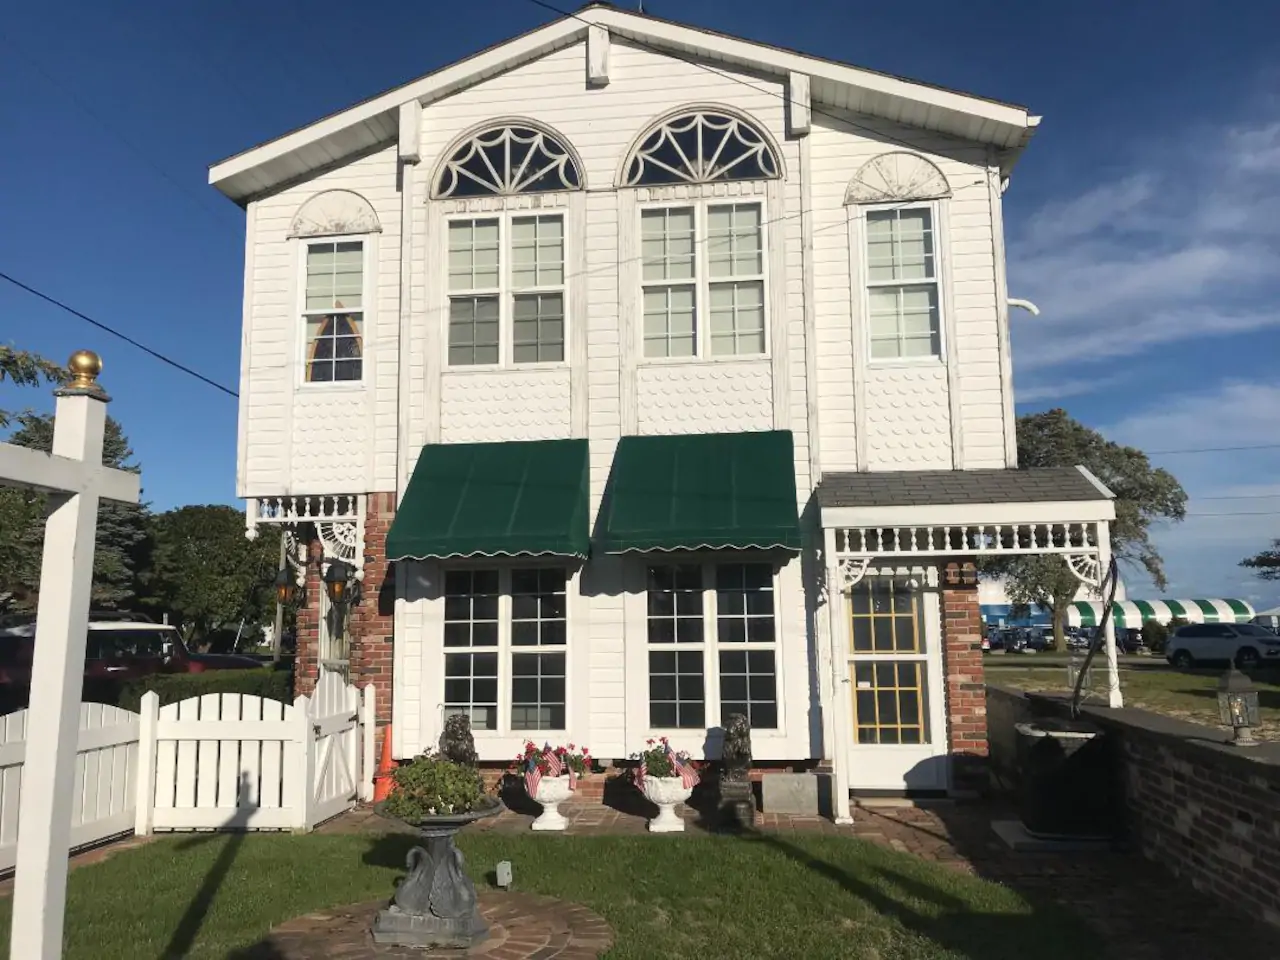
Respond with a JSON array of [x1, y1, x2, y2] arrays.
[[361, 685, 376, 802], [293, 694, 314, 833], [134, 693, 158, 836]]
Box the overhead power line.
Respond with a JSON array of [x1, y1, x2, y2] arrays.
[[0, 270, 239, 399], [1146, 443, 1280, 455]]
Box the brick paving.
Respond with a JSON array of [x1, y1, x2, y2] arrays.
[[229, 892, 612, 959]]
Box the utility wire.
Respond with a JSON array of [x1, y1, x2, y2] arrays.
[[1146, 443, 1280, 455], [0, 270, 239, 399]]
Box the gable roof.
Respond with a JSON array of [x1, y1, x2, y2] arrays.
[[209, 3, 1039, 205]]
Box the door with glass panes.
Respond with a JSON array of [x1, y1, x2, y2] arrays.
[[845, 572, 948, 791]]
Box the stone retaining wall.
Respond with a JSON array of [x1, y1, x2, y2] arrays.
[[987, 684, 1280, 927]]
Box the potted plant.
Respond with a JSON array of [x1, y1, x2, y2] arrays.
[[632, 737, 701, 833], [516, 740, 591, 831], [372, 752, 503, 949]]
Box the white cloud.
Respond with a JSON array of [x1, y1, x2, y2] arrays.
[[1015, 374, 1127, 404], [1097, 380, 1280, 607], [1008, 115, 1280, 375]]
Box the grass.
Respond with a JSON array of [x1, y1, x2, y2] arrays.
[[987, 660, 1280, 737], [0, 831, 1106, 960]]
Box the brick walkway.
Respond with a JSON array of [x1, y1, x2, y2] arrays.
[[230, 892, 612, 959]]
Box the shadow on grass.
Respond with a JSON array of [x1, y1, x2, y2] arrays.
[[750, 830, 1085, 960], [158, 773, 254, 960]]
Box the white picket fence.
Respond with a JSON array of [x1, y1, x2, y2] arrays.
[[0, 672, 374, 870]]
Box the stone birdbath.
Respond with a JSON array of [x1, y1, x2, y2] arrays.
[[372, 751, 503, 950]]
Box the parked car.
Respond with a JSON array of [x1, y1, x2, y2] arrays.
[[1117, 628, 1147, 655], [0, 616, 262, 688], [1165, 622, 1280, 670]]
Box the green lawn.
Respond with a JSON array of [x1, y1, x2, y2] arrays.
[[988, 661, 1280, 738], [0, 831, 1105, 960]]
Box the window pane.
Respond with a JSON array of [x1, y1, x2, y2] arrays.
[[866, 283, 940, 360], [306, 242, 364, 310], [719, 648, 777, 729], [448, 297, 501, 365], [444, 652, 499, 731], [707, 203, 762, 279], [865, 208, 934, 282], [510, 567, 567, 646], [510, 215, 564, 288], [649, 650, 704, 728], [851, 659, 928, 745], [708, 280, 765, 356], [643, 285, 697, 358], [641, 208, 695, 281], [512, 293, 564, 363], [510, 652, 566, 731], [448, 219, 500, 291], [848, 578, 923, 655], [306, 313, 363, 383]]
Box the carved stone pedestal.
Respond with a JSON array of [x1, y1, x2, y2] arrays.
[[717, 780, 756, 831]]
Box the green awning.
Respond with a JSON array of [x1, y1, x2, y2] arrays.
[[598, 430, 802, 553], [387, 439, 589, 560]]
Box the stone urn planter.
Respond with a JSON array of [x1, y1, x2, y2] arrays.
[[1015, 718, 1118, 840], [641, 776, 692, 833], [372, 798, 504, 949], [530, 774, 574, 831]]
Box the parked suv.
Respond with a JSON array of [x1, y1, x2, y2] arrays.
[[1165, 622, 1280, 670], [0, 615, 262, 687]]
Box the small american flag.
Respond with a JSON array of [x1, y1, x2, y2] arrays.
[[666, 742, 700, 789], [635, 757, 647, 791], [523, 756, 542, 798], [568, 766, 577, 791], [543, 744, 565, 777]]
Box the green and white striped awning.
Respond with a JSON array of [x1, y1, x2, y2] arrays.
[[1067, 599, 1255, 628]]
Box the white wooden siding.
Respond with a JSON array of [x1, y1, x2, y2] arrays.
[[241, 146, 402, 497], [808, 110, 1009, 472]]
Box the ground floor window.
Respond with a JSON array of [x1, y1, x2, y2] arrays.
[[646, 561, 779, 731], [848, 576, 929, 744], [443, 566, 567, 732]]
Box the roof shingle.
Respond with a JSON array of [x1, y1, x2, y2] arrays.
[[815, 467, 1110, 508]]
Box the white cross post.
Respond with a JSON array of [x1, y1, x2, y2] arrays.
[[0, 352, 140, 959]]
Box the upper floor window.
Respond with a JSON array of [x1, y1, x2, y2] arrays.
[[864, 207, 941, 360], [622, 110, 779, 187], [435, 124, 583, 198], [641, 201, 766, 359], [448, 214, 565, 366], [304, 240, 363, 382]]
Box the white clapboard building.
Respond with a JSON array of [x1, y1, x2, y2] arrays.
[[215, 5, 1117, 805]]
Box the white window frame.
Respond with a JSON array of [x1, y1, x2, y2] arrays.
[[636, 198, 770, 364], [439, 562, 573, 740], [295, 235, 374, 390], [442, 211, 569, 371], [641, 557, 784, 737], [855, 200, 947, 366]]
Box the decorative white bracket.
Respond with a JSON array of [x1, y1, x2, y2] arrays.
[[244, 495, 366, 581], [1064, 551, 1102, 589], [836, 557, 872, 590]]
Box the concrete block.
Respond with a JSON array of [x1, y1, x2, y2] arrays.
[[761, 773, 819, 816]]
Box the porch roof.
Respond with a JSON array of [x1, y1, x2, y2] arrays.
[[386, 438, 589, 560], [597, 430, 802, 553]]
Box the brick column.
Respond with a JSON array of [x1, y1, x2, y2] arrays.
[[942, 561, 987, 794], [350, 492, 395, 744], [293, 537, 324, 699]]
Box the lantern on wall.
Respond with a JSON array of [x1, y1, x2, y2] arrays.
[[1217, 667, 1260, 746]]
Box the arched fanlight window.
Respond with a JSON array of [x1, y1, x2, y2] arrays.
[[434, 124, 583, 198], [622, 110, 779, 187]]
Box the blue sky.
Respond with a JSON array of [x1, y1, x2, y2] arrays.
[[2, 1, 1278, 607]]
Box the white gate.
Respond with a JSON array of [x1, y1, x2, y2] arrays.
[[310, 671, 363, 825], [0, 703, 139, 870]]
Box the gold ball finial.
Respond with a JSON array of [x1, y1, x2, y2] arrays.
[[67, 350, 103, 390]]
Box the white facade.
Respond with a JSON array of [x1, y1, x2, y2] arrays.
[[220, 7, 1078, 794]]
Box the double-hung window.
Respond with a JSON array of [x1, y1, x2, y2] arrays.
[[646, 561, 779, 731], [443, 567, 568, 732], [447, 215, 565, 367], [864, 207, 942, 360], [641, 202, 766, 359], [303, 240, 364, 382]]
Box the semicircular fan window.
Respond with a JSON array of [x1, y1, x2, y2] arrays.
[[623, 111, 779, 187], [435, 125, 583, 198]]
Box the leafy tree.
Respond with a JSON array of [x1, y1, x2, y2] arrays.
[[0, 345, 66, 427], [989, 409, 1188, 652], [1241, 540, 1280, 581], [0, 412, 148, 611], [139, 505, 282, 643], [1141, 619, 1169, 654]]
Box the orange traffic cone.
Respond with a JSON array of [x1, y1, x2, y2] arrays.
[[373, 725, 396, 802]]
